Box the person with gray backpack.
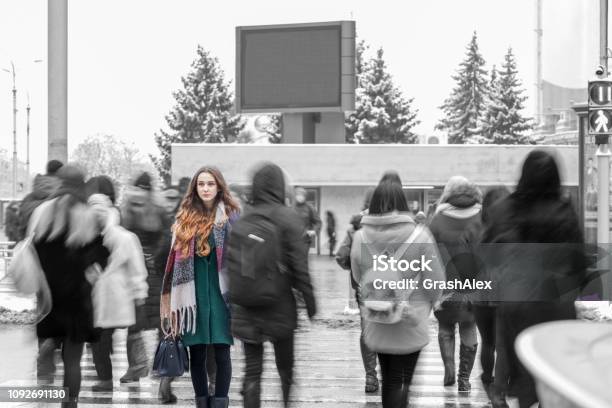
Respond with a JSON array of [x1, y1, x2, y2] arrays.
[[350, 174, 444, 408], [227, 162, 316, 408]]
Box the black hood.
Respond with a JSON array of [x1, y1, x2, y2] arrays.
[[251, 163, 286, 205]]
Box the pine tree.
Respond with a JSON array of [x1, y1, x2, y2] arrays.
[[268, 114, 282, 143], [473, 65, 500, 144], [485, 48, 533, 144], [347, 47, 419, 144], [152, 46, 245, 184], [345, 40, 370, 143], [436, 31, 489, 144]]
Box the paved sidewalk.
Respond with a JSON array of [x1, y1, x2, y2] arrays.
[[0, 256, 496, 407]]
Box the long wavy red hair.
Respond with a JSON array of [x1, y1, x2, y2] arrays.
[[173, 167, 239, 257]]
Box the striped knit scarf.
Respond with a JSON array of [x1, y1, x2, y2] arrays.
[[160, 202, 231, 336]]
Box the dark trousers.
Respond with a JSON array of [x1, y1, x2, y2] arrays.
[[189, 344, 231, 398], [474, 305, 496, 384], [377, 351, 421, 408], [243, 336, 294, 408], [62, 337, 85, 402], [497, 302, 575, 408], [91, 328, 115, 381]]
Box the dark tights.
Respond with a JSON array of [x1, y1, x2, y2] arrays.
[[474, 305, 496, 384], [62, 337, 85, 402], [189, 344, 231, 397], [378, 351, 421, 408]]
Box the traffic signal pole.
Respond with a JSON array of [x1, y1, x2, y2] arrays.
[[598, 0, 611, 302]]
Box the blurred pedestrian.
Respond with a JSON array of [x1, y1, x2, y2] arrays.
[[325, 210, 336, 256], [482, 150, 587, 408], [228, 163, 317, 408], [4, 200, 20, 243], [19, 160, 64, 385], [293, 187, 321, 251], [120, 172, 170, 384], [161, 186, 182, 216], [32, 165, 110, 408], [350, 177, 444, 408], [461, 186, 510, 407], [161, 166, 240, 408], [429, 176, 482, 392], [85, 177, 148, 392], [335, 188, 379, 393]]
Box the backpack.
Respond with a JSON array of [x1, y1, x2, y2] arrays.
[[227, 208, 288, 307], [358, 225, 423, 324]]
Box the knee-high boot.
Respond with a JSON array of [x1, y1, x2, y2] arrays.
[[458, 343, 478, 393], [360, 334, 379, 392]]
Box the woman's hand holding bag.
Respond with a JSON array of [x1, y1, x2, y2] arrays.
[[152, 334, 189, 377]]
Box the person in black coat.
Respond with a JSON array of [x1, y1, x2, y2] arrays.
[[481, 150, 587, 408], [33, 165, 109, 408], [231, 163, 317, 408]]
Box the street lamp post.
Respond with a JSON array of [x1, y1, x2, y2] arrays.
[[26, 60, 43, 189], [2, 62, 18, 198], [26, 93, 30, 182]]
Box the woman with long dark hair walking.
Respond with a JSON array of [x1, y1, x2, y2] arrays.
[[350, 173, 444, 408]]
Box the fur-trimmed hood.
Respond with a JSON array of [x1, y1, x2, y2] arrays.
[[439, 176, 482, 208]]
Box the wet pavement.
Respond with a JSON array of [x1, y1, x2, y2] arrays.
[[0, 255, 511, 407]]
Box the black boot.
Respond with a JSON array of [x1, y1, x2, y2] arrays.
[[243, 380, 261, 408], [195, 396, 209, 408], [457, 344, 477, 393], [209, 396, 229, 408], [489, 383, 510, 408], [438, 334, 455, 386], [158, 377, 177, 404], [120, 332, 149, 383], [360, 335, 378, 393]]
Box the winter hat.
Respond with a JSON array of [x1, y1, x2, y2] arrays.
[[54, 164, 87, 202], [134, 172, 152, 191], [46, 159, 64, 175], [85, 175, 116, 204]]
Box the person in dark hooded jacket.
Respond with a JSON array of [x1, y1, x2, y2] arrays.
[[481, 150, 587, 408], [230, 162, 316, 408]]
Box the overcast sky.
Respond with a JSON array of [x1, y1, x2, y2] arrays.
[[0, 0, 601, 174]]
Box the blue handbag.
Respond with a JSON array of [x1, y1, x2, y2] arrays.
[[152, 335, 190, 377]]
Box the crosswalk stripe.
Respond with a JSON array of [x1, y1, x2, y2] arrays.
[[14, 321, 493, 407]]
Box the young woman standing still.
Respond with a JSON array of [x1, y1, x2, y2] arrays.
[[161, 167, 240, 408]]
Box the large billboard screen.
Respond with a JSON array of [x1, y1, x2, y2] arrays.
[[236, 21, 355, 113]]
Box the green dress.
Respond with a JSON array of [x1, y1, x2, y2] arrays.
[[182, 235, 233, 346]]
